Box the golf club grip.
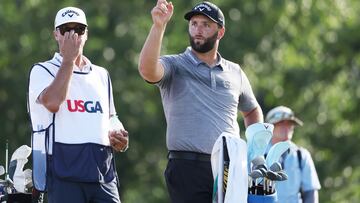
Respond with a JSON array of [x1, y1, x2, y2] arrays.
[[222, 137, 230, 196]]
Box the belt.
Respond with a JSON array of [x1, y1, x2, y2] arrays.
[[168, 151, 211, 162]]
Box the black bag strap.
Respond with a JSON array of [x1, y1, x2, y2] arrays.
[[297, 148, 303, 171], [297, 147, 305, 199]]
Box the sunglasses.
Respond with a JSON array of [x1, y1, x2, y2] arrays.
[[57, 24, 87, 35]]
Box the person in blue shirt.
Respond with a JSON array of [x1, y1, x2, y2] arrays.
[[266, 106, 321, 203]]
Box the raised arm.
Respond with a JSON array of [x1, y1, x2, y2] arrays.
[[138, 0, 173, 83], [38, 30, 83, 113]]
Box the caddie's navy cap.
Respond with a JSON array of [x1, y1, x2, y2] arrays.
[[184, 1, 225, 27]]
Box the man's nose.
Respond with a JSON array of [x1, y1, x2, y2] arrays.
[[194, 25, 204, 33]]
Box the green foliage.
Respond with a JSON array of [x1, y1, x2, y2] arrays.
[[0, 0, 359, 202]]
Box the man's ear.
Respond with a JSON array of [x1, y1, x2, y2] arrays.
[[53, 30, 60, 41], [217, 26, 225, 40], [84, 30, 88, 42]]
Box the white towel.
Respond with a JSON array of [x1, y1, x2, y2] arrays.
[[211, 132, 248, 203]]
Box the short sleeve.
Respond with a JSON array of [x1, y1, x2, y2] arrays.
[[29, 65, 55, 102], [156, 56, 175, 89], [301, 148, 321, 191], [28, 64, 56, 129], [238, 69, 259, 112]]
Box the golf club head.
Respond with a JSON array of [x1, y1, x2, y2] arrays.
[[246, 123, 274, 162], [277, 171, 288, 181], [249, 169, 264, 179], [269, 162, 282, 172], [253, 164, 268, 171], [265, 170, 282, 181], [265, 140, 291, 167], [258, 168, 267, 176], [251, 156, 266, 166], [0, 165, 4, 176]]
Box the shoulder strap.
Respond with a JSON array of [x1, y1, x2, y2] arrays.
[[297, 148, 303, 171], [107, 72, 111, 117], [34, 63, 57, 78], [297, 147, 305, 199]]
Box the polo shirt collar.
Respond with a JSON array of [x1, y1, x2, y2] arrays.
[[185, 47, 227, 71]]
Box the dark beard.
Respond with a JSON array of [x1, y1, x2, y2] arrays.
[[189, 31, 218, 53]]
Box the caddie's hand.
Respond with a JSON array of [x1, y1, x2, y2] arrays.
[[109, 129, 129, 152], [151, 0, 174, 27], [60, 30, 83, 62]]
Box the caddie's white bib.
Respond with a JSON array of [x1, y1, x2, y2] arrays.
[[54, 66, 111, 146]]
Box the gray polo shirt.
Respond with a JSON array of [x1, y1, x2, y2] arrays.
[[157, 47, 259, 154]]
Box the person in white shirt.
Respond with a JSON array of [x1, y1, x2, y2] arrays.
[[28, 6, 128, 203]]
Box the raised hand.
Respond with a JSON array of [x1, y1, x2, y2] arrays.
[[151, 0, 174, 27], [60, 30, 83, 63]]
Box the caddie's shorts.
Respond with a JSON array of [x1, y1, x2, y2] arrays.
[[47, 158, 121, 203]]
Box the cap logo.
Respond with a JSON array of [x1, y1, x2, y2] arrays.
[[194, 4, 212, 12], [62, 10, 80, 18]]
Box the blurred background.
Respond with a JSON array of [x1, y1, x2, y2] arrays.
[[1, 0, 359, 202]]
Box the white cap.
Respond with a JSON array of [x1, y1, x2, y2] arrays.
[[266, 106, 303, 126], [54, 7, 87, 28]]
